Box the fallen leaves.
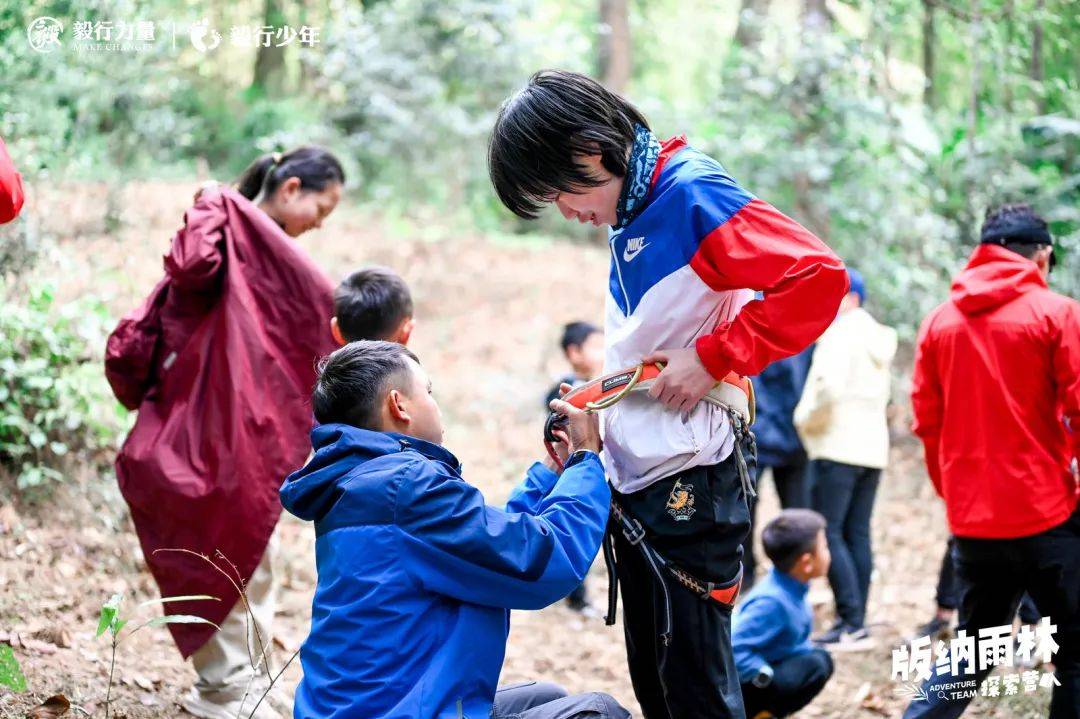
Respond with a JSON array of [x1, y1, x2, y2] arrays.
[[27, 694, 70, 717], [0, 632, 61, 655]]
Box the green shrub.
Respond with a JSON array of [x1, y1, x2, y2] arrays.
[[0, 284, 130, 490]]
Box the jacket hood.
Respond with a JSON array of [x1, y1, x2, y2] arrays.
[[950, 244, 1048, 316], [279, 423, 460, 522]]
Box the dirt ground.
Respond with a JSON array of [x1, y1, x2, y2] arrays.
[[0, 182, 1053, 717]]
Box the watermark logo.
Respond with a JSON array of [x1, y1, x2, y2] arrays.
[[27, 17, 63, 53], [189, 18, 222, 52], [25, 16, 319, 54], [892, 617, 1060, 703], [72, 20, 156, 53]]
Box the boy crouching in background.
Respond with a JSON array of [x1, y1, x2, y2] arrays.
[[733, 509, 834, 718], [280, 341, 630, 719], [331, 266, 415, 345]]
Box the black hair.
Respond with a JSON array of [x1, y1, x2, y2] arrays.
[[560, 321, 601, 354], [982, 203, 1049, 261], [236, 145, 346, 201], [312, 341, 420, 430], [334, 267, 414, 342], [488, 69, 650, 219], [762, 509, 826, 573]]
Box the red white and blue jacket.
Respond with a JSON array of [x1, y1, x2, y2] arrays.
[[603, 137, 847, 492]]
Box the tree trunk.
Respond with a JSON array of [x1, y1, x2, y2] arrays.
[[801, 0, 831, 36], [922, 0, 936, 106], [733, 0, 771, 50], [598, 0, 631, 93], [963, 0, 982, 241], [1031, 0, 1045, 113], [252, 0, 287, 97], [792, 0, 831, 241]]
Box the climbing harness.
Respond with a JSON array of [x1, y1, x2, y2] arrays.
[[543, 361, 754, 471], [541, 360, 757, 645], [604, 497, 745, 645]]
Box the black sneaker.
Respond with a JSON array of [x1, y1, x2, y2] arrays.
[[812, 622, 847, 645], [814, 623, 875, 652], [911, 615, 953, 642]]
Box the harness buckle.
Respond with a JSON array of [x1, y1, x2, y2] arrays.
[[623, 517, 647, 546]]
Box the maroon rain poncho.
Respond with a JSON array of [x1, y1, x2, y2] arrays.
[[107, 187, 338, 656]]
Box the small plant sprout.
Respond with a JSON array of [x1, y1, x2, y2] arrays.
[[154, 548, 301, 719], [95, 592, 219, 719]]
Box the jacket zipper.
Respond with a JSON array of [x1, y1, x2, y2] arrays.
[[610, 234, 631, 314]]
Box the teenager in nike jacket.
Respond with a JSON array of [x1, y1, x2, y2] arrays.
[[488, 70, 847, 719]]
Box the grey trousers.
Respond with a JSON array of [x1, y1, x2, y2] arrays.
[[491, 682, 631, 719], [190, 532, 278, 698]]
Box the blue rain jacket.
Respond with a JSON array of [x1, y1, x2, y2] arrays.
[[279, 424, 609, 718]]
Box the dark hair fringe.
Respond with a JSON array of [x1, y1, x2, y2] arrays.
[[488, 69, 649, 219], [236, 145, 346, 201], [334, 266, 414, 343]]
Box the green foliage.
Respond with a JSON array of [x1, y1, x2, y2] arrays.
[[692, 8, 1078, 336], [95, 592, 217, 719], [316, 0, 528, 213], [0, 643, 27, 693], [0, 0, 1076, 336], [96, 592, 217, 640], [0, 284, 130, 490]]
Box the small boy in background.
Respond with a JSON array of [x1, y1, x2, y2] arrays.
[[331, 266, 415, 344], [733, 509, 834, 719], [544, 321, 604, 406], [544, 320, 604, 614]]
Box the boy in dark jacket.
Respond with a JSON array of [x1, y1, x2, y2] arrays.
[[733, 509, 833, 718], [544, 321, 605, 613], [280, 341, 629, 719]]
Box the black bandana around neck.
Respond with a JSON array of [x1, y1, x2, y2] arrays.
[[614, 125, 661, 229]]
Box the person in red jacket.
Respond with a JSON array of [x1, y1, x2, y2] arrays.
[[0, 136, 25, 223], [906, 204, 1079, 719], [109, 146, 345, 719]]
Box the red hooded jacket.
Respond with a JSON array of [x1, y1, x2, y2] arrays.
[[0, 136, 25, 223], [109, 188, 338, 656], [911, 244, 1079, 539]]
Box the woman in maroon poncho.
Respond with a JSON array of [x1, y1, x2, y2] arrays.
[[107, 147, 344, 719]]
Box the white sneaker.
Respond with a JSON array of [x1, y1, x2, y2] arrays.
[[182, 686, 287, 719]]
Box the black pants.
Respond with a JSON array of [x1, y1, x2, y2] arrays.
[[935, 537, 1041, 624], [613, 435, 755, 719], [740, 649, 833, 718], [742, 461, 808, 590], [809, 459, 880, 629], [903, 508, 1080, 719]]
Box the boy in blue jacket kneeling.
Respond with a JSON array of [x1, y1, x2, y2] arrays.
[[733, 510, 834, 718], [280, 340, 629, 719]]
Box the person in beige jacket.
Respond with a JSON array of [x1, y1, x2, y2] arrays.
[[794, 268, 897, 650]]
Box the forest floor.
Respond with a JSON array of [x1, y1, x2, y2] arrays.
[[0, 182, 1053, 717]]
